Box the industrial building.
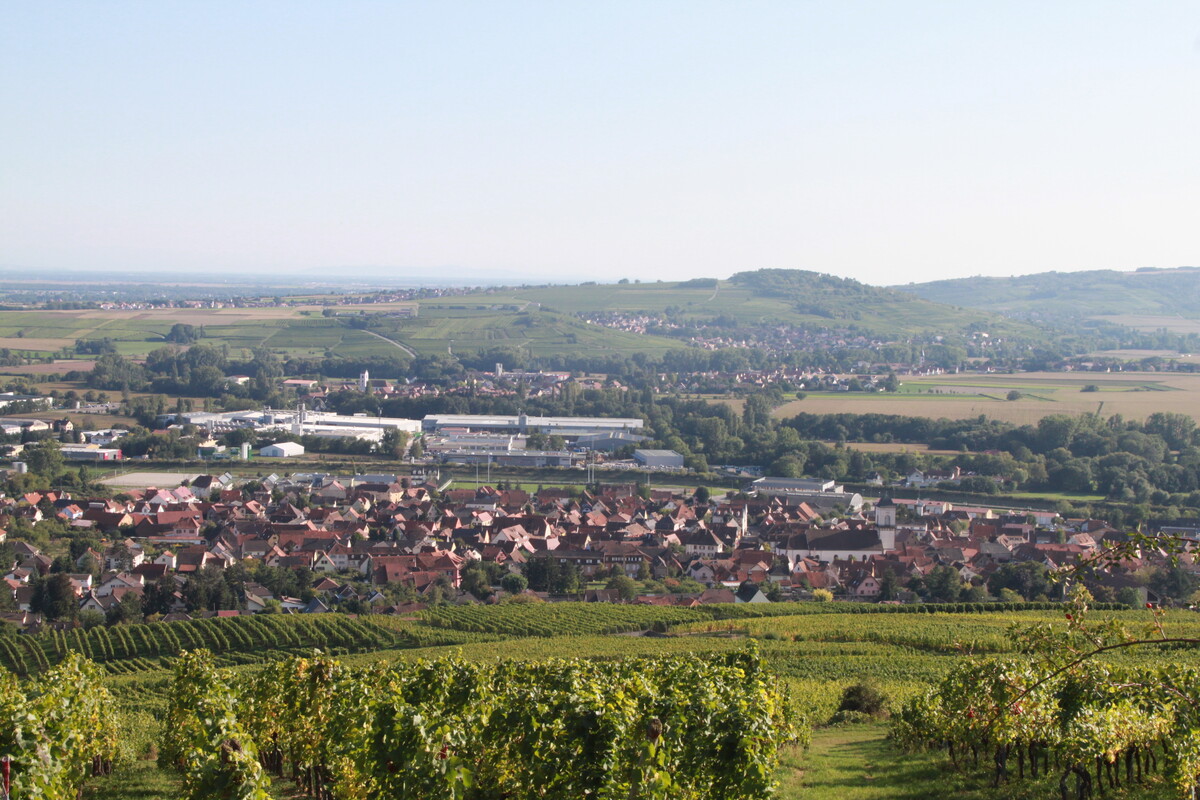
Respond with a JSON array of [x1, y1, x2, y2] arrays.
[[439, 450, 574, 468], [574, 431, 650, 451], [750, 477, 844, 494], [424, 433, 525, 455], [748, 476, 862, 513], [422, 413, 643, 438], [260, 442, 306, 458], [632, 449, 685, 469], [59, 444, 123, 462], [176, 407, 420, 442]]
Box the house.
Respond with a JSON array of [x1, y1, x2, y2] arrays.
[[734, 583, 769, 603], [697, 587, 737, 604], [848, 573, 881, 598], [189, 473, 233, 499], [907, 467, 962, 488], [95, 572, 144, 597], [103, 541, 145, 571], [678, 529, 726, 557]]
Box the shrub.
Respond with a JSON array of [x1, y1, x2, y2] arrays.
[[837, 681, 888, 716], [499, 592, 543, 604]]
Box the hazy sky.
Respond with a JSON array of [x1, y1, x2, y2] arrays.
[[3, 2, 1198, 285]]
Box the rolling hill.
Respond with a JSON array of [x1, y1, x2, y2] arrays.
[[420, 268, 1042, 341], [900, 267, 1200, 323], [0, 269, 1048, 364]]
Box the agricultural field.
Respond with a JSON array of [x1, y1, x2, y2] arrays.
[[1103, 314, 1200, 335], [0, 298, 683, 362], [419, 602, 715, 636], [43, 601, 1198, 800], [50, 601, 1154, 709], [382, 301, 678, 358], [1089, 348, 1200, 363], [0, 359, 96, 375], [0, 307, 407, 360], [9, 409, 140, 429], [0, 613, 409, 676], [0, 270, 1043, 367], [772, 371, 1200, 424], [5, 274, 1196, 383]]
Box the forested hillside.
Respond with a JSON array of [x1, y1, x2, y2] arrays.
[[902, 267, 1200, 320]]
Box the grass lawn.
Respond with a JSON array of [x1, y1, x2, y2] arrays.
[[1008, 490, 1108, 503]]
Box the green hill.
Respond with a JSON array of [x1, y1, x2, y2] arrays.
[[900, 267, 1200, 321], [417, 268, 1040, 342], [0, 269, 1047, 366]]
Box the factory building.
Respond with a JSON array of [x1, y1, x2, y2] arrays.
[[422, 413, 643, 438], [632, 449, 685, 469]]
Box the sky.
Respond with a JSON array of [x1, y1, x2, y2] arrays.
[[2, 2, 1198, 286]]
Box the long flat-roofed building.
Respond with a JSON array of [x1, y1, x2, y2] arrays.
[[439, 450, 574, 468], [422, 413, 643, 438], [633, 449, 685, 469], [748, 476, 863, 513]]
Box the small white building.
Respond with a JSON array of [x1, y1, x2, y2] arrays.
[[260, 442, 306, 458]]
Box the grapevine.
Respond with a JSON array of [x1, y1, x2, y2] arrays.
[[162, 645, 801, 800]]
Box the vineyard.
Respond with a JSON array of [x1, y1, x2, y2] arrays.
[[890, 592, 1200, 799], [1, 601, 1130, 679], [6, 601, 1200, 798], [417, 601, 715, 636], [158, 647, 801, 800], [0, 613, 406, 675], [0, 654, 124, 800], [670, 605, 1180, 656], [413, 600, 1101, 638]]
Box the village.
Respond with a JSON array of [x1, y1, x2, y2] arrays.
[[0, 466, 1181, 633]]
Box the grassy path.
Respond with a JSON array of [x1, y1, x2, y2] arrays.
[[780, 723, 1174, 800], [778, 723, 949, 800]]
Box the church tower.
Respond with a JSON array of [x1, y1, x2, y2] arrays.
[[875, 495, 897, 551]]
